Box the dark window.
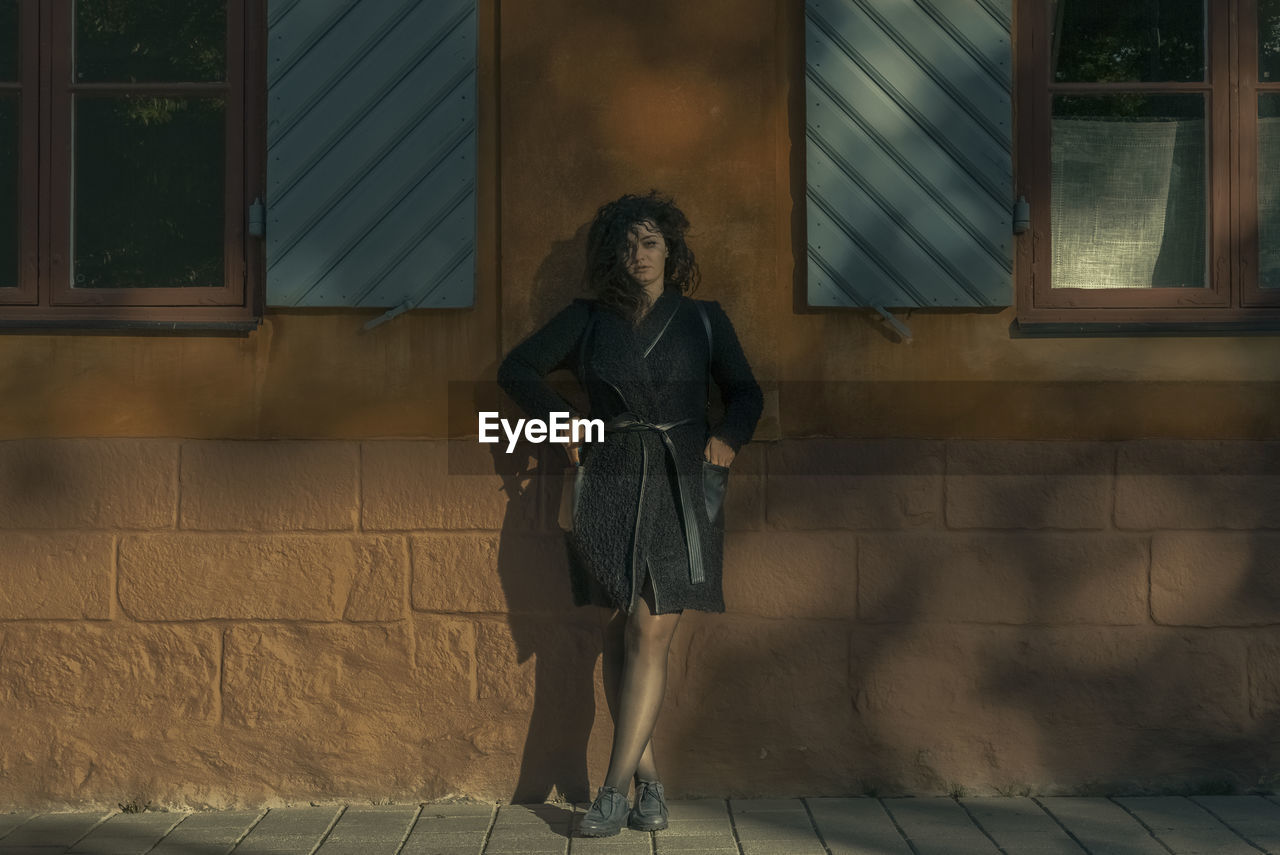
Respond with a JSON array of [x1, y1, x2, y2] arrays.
[[1017, 0, 1280, 325], [0, 0, 263, 328]]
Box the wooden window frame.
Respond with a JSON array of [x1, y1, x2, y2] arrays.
[[0, 0, 264, 330], [1016, 0, 1280, 328]]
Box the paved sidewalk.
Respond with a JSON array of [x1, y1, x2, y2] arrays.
[[3, 795, 1280, 854]]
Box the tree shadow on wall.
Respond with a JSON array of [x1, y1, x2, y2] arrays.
[[778, 0, 1280, 795], [970, 447, 1280, 794], [655, 441, 1280, 798]]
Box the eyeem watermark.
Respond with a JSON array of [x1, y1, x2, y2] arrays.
[[478, 411, 604, 453]]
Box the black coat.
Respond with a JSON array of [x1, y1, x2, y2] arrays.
[[497, 288, 763, 614]]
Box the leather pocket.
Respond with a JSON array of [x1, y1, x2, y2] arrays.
[[701, 460, 729, 528]]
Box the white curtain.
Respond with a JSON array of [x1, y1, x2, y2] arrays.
[[1051, 117, 1207, 289]]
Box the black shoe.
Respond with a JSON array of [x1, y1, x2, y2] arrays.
[[577, 785, 629, 837], [628, 779, 669, 831]]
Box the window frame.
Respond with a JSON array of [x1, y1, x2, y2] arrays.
[[1015, 0, 1280, 327], [0, 0, 264, 330], [0, 0, 39, 306]]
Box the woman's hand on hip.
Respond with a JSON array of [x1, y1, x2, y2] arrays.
[[564, 441, 581, 466], [704, 436, 736, 467], [564, 415, 591, 466]]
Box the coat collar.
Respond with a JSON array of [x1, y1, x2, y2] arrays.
[[635, 287, 683, 356], [589, 288, 684, 416]]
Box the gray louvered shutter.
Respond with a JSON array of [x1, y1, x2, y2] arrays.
[[806, 0, 1013, 308], [265, 0, 476, 308]]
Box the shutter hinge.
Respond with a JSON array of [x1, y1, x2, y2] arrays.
[[1013, 196, 1031, 234], [248, 197, 266, 238]]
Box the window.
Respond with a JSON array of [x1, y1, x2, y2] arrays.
[[1017, 0, 1280, 326], [0, 0, 263, 328]]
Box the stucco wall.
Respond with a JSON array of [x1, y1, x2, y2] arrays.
[[4, 2, 1280, 442], [3, 437, 1278, 809], [2, 0, 1280, 809]]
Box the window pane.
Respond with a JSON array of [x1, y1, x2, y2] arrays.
[[74, 0, 225, 83], [1051, 95, 1207, 289], [0, 1, 17, 82], [73, 97, 224, 289], [0, 95, 15, 288], [1052, 0, 1206, 83], [1259, 95, 1280, 287], [1263, 0, 1280, 81]]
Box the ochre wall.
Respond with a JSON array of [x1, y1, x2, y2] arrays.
[[4, 436, 1279, 809], [2, 0, 1280, 810], [2, 1, 1279, 442]]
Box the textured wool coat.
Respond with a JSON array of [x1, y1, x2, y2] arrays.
[[497, 288, 763, 614]]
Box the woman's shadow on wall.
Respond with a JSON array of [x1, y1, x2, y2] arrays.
[[481, 222, 605, 806]]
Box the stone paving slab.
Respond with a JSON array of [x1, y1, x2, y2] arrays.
[[0, 812, 112, 850], [230, 806, 348, 855], [400, 805, 493, 855], [410, 815, 495, 834], [1039, 797, 1171, 854], [652, 832, 739, 852], [5, 797, 1280, 854], [660, 818, 734, 836], [665, 800, 729, 821], [484, 804, 572, 854], [1195, 795, 1280, 852], [489, 826, 570, 843], [729, 798, 806, 814], [738, 840, 827, 855], [399, 846, 483, 855], [731, 810, 819, 839], [166, 809, 265, 830], [482, 835, 566, 853], [1116, 796, 1259, 855], [399, 829, 487, 850], [319, 805, 419, 851], [150, 811, 262, 855], [0, 818, 30, 841], [653, 844, 736, 855], [569, 834, 652, 853], [317, 815, 422, 855], [807, 798, 913, 855], [882, 797, 1002, 855], [497, 805, 573, 827], [66, 811, 189, 855], [961, 797, 1085, 855], [236, 806, 342, 843]]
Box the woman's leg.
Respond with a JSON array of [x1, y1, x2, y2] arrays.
[[602, 578, 682, 791], [602, 607, 661, 783]]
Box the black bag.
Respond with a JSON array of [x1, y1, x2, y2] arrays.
[[571, 299, 727, 529]]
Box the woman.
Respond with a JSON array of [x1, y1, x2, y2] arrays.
[[497, 191, 763, 837]]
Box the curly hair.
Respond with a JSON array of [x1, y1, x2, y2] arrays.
[[583, 190, 700, 320]]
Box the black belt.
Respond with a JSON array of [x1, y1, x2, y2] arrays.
[[603, 413, 705, 585]]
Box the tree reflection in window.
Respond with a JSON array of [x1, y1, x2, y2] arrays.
[[73, 97, 224, 289], [0, 97, 16, 289], [1051, 0, 1206, 83], [70, 0, 227, 289], [75, 0, 224, 83], [1, 1, 17, 290]]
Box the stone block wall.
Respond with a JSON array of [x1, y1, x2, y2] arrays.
[[2, 438, 1278, 809]]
